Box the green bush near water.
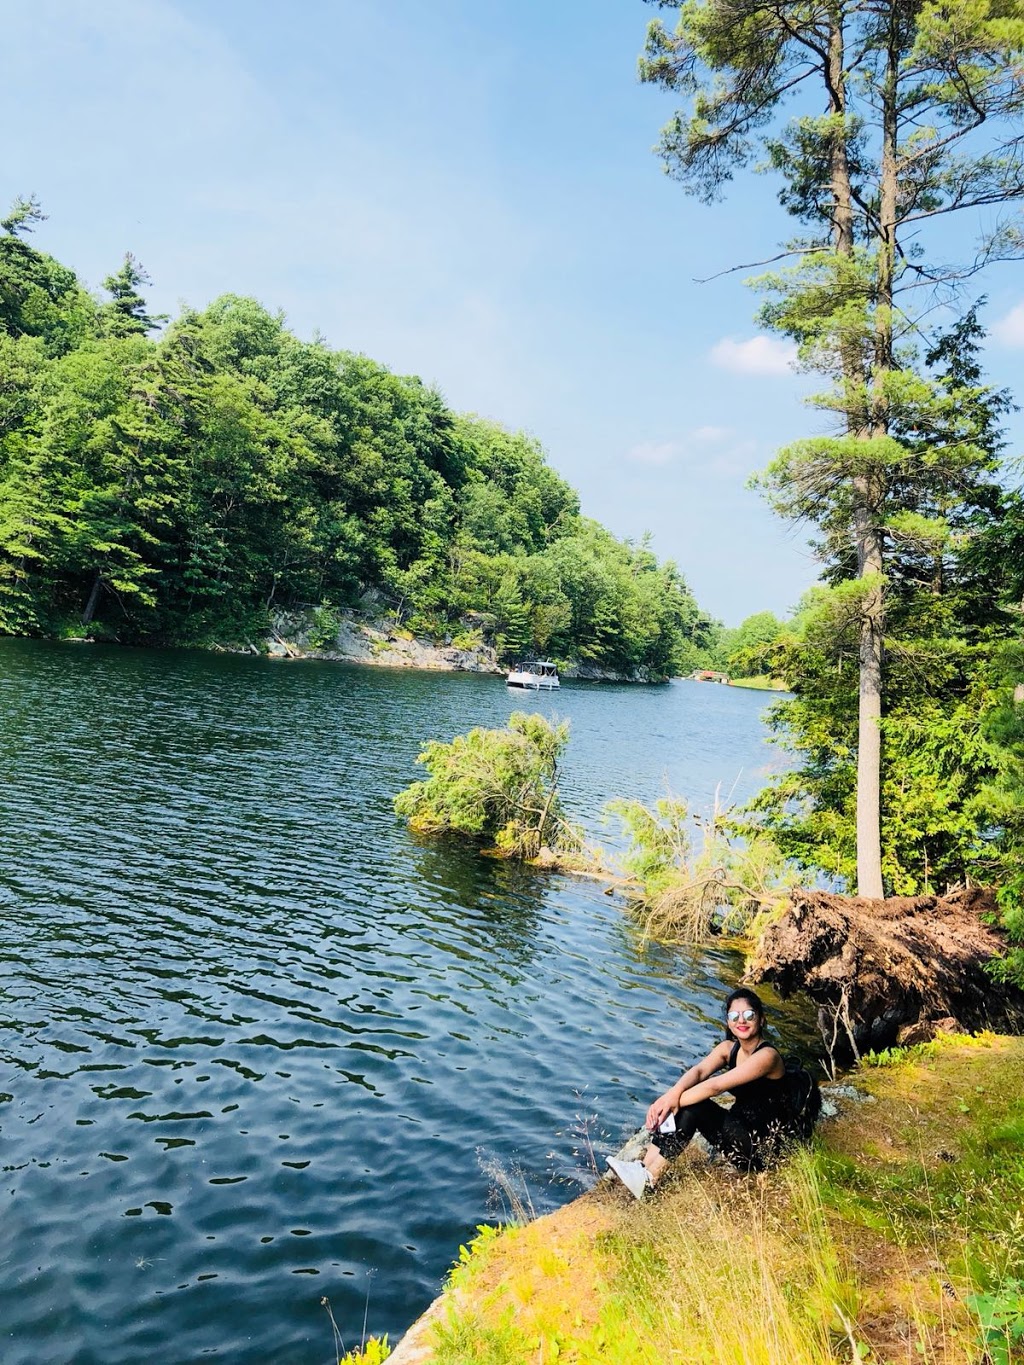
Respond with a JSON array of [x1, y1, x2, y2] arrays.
[[394, 712, 581, 860], [307, 605, 343, 651]]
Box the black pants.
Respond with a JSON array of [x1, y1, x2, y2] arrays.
[[648, 1100, 782, 1173]]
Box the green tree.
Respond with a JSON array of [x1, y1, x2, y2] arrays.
[[725, 611, 786, 676], [978, 645, 1024, 968], [100, 253, 164, 338], [742, 306, 1015, 894], [1, 195, 47, 237], [642, 0, 1024, 893], [0, 196, 95, 353]]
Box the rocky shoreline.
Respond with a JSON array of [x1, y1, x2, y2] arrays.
[[224, 609, 664, 684]]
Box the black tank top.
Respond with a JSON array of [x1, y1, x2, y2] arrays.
[[727, 1040, 789, 1130]]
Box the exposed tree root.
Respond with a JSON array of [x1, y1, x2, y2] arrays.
[[748, 887, 1024, 1064]]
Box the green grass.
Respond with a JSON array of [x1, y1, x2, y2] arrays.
[[423, 1035, 1024, 1364], [728, 674, 789, 691]]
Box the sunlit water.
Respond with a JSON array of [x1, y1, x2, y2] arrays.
[[0, 640, 815, 1362]]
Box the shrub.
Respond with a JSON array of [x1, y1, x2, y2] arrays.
[[394, 712, 580, 859], [307, 604, 342, 650]]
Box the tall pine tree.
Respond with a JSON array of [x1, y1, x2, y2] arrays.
[[641, 0, 1024, 893]]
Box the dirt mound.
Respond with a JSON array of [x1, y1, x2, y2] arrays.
[[749, 887, 1024, 1062]]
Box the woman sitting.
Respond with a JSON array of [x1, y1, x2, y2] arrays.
[[607, 988, 795, 1197]]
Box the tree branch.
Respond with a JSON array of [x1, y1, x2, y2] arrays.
[[694, 245, 821, 282]]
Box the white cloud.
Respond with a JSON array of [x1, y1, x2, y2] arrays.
[[706, 437, 759, 478], [709, 335, 797, 376], [624, 430, 758, 478], [992, 302, 1024, 347]]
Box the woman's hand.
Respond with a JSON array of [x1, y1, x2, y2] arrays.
[[645, 1090, 679, 1131]]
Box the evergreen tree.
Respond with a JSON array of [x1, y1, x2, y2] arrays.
[[642, 0, 1024, 893], [746, 310, 1015, 893], [100, 253, 164, 338], [0, 196, 95, 352], [1, 195, 47, 237]]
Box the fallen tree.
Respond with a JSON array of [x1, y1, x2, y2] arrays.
[[749, 888, 1024, 1065], [609, 794, 797, 941], [394, 711, 583, 860]]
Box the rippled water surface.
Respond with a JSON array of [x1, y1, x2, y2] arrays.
[[0, 640, 815, 1362]]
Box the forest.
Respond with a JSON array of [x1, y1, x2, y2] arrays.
[[0, 198, 714, 681]]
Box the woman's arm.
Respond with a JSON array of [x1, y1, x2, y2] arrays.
[[675, 1043, 780, 1110], [644, 1041, 733, 1129]]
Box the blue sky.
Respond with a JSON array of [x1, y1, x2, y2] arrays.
[[4, 0, 1023, 624]]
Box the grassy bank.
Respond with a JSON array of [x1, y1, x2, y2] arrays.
[[407, 1034, 1024, 1364], [728, 675, 789, 692]]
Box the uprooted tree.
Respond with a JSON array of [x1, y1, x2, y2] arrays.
[[394, 711, 582, 860], [749, 887, 1024, 1065]]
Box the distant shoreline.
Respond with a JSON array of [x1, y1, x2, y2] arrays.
[[47, 609, 670, 685]]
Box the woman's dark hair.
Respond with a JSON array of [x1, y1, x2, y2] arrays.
[[723, 987, 766, 1036]]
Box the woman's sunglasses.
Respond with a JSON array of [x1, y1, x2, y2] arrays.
[[727, 1009, 757, 1023]]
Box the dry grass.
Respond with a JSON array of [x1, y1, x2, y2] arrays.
[[420, 1035, 1024, 1365]]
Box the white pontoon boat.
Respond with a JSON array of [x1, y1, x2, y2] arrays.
[[506, 660, 560, 690]]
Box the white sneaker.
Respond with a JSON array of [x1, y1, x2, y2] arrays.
[[606, 1156, 651, 1200]]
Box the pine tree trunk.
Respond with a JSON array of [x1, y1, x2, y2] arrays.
[[827, 4, 886, 897], [852, 15, 899, 900], [81, 571, 103, 627], [856, 503, 885, 897], [827, 13, 855, 261]]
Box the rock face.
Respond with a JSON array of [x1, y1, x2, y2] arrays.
[[268, 611, 502, 674], [749, 888, 1024, 1064], [561, 660, 664, 684], [256, 610, 664, 681]]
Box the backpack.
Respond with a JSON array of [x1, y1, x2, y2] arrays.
[[781, 1055, 822, 1140], [730, 1041, 822, 1141]]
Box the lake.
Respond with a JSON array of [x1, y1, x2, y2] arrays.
[[0, 640, 815, 1363]]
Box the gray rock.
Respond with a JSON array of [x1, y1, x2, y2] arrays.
[[819, 1083, 876, 1120]]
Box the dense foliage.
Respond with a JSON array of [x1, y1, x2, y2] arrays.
[[0, 202, 713, 679], [709, 610, 787, 677], [394, 712, 579, 858], [740, 311, 1022, 898]]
